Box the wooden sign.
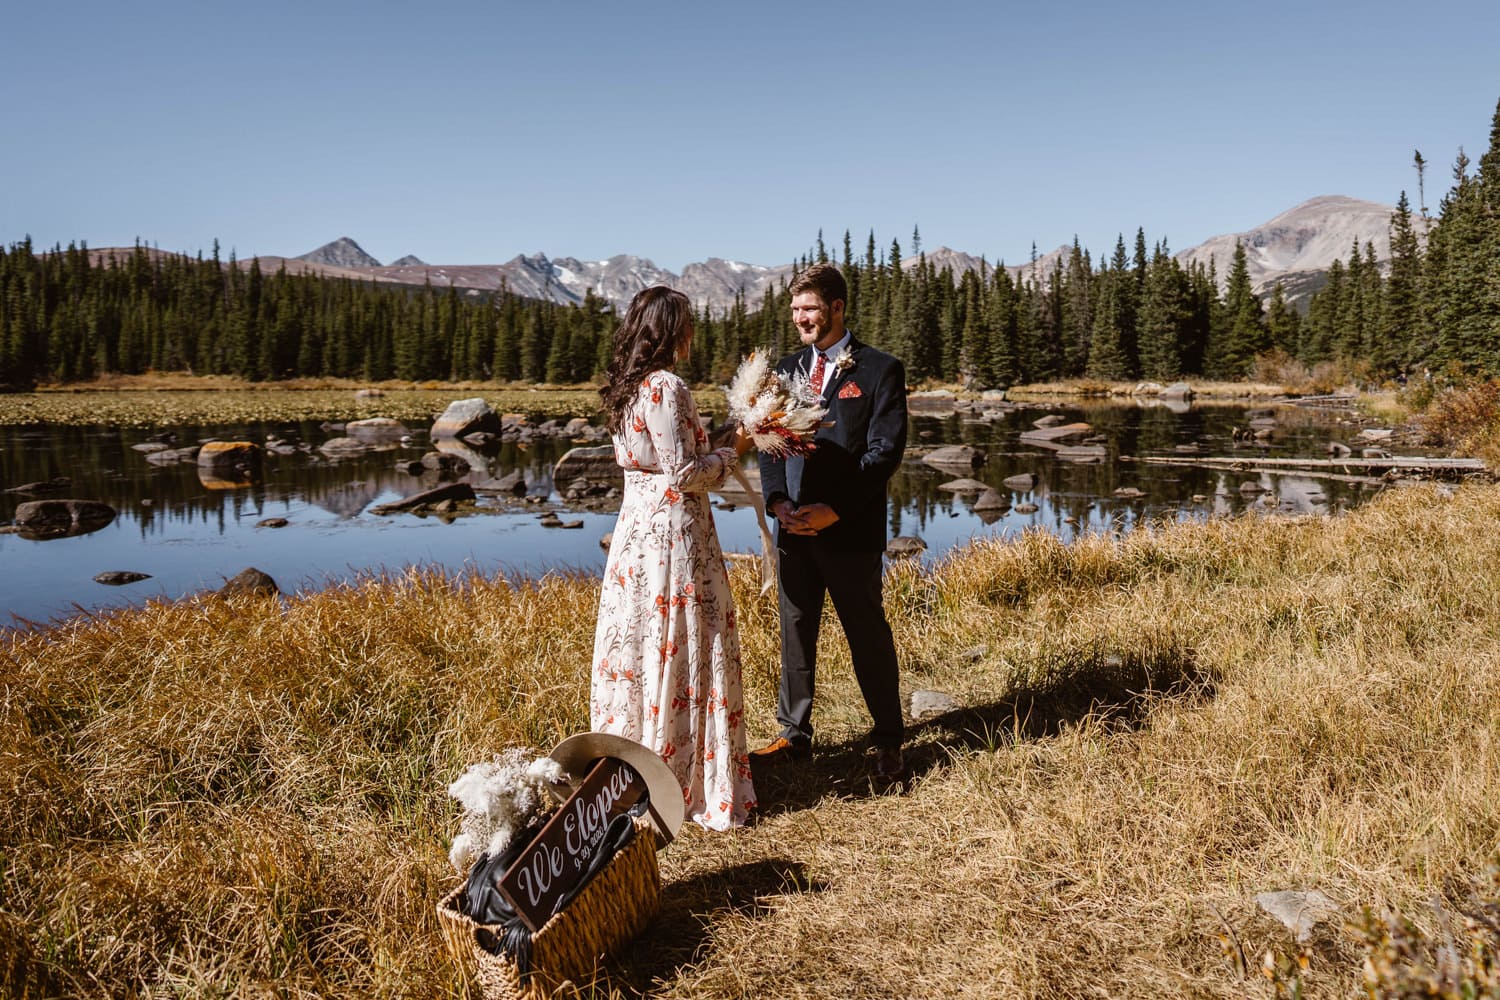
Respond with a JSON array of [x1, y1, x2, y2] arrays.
[[496, 757, 648, 932]]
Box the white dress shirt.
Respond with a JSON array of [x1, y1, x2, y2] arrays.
[[808, 331, 851, 395]]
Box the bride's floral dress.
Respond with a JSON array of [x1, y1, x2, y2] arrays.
[[590, 369, 756, 830]]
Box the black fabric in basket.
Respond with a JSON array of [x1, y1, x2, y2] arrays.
[[459, 793, 651, 972]]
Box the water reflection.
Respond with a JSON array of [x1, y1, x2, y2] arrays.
[[0, 402, 1416, 628]]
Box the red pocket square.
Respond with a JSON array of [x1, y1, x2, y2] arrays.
[[837, 381, 862, 399]]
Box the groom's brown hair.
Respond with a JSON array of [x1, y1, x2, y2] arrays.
[[789, 262, 847, 309]]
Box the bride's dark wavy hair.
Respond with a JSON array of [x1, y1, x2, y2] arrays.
[[600, 285, 692, 434]]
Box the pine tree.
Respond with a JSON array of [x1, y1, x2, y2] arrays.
[[1061, 239, 1092, 376], [988, 265, 1020, 387], [1086, 271, 1131, 380], [958, 269, 990, 386], [1264, 283, 1299, 357], [1136, 244, 1187, 380], [1426, 149, 1485, 371], [1471, 97, 1500, 371], [1205, 242, 1265, 378], [1383, 191, 1425, 373]]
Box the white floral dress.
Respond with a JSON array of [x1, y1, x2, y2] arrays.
[[590, 369, 756, 830]]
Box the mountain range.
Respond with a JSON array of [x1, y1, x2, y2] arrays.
[[240, 194, 1421, 314]]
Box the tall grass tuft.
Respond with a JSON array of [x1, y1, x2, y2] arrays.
[[7, 485, 1500, 996]]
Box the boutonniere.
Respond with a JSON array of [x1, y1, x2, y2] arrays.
[[837, 381, 863, 399], [832, 348, 856, 377]]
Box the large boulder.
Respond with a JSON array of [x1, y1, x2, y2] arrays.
[[1161, 382, 1195, 400], [432, 398, 502, 440], [921, 445, 986, 472], [197, 441, 264, 473], [13, 499, 117, 540]]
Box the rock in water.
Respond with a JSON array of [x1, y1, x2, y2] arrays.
[[432, 398, 502, 440], [922, 445, 986, 471], [886, 536, 927, 558], [219, 567, 279, 598], [197, 440, 264, 471], [972, 489, 1011, 512], [369, 483, 476, 515], [346, 417, 406, 441], [14, 499, 117, 539], [94, 570, 151, 586], [937, 478, 989, 493]]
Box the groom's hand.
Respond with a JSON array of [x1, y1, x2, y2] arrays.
[[774, 499, 813, 535], [787, 503, 839, 535]]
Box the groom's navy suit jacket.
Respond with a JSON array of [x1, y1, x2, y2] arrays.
[[759, 337, 908, 553]]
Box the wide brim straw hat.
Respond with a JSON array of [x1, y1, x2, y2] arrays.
[[548, 732, 685, 846]]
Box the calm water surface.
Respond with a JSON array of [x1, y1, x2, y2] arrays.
[[0, 400, 1409, 629]]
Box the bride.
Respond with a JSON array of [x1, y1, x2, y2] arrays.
[[590, 286, 757, 830]]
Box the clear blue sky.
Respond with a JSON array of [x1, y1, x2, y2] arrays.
[[4, 0, 1497, 273]]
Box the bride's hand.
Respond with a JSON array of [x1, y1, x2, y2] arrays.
[[710, 419, 744, 450]]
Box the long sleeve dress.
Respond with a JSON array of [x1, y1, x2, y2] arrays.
[[590, 369, 756, 830]]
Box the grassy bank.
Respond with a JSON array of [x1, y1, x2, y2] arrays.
[[0, 379, 608, 428], [5, 485, 1500, 997], [0, 374, 1400, 430]]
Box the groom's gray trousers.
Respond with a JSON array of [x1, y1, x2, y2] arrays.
[[774, 531, 904, 751]]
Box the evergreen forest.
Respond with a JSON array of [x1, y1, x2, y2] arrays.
[[4, 99, 1498, 395]]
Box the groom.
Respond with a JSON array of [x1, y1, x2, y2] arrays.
[[752, 262, 909, 783]]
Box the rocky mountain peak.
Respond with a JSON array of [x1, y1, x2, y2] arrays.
[[296, 237, 381, 269], [389, 254, 426, 267], [292, 194, 1409, 312], [1174, 195, 1423, 299]]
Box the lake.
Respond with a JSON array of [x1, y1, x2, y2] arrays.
[[0, 396, 1430, 629]]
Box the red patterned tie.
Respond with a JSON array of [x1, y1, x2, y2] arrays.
[[809, 350, 826, 396]]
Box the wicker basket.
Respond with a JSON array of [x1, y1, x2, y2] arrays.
[[437, 817, 661, 1000]]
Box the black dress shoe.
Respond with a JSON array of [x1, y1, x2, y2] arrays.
[[750, 736, 812, 761], [872, 747, 906, 784]]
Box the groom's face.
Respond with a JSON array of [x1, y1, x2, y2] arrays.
[[791, 291, 844, 351]]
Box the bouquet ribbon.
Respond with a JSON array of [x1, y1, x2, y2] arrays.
[[729, 463, 777, 594]]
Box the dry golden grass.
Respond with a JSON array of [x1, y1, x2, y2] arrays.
[[6, 486, 1500, 997]]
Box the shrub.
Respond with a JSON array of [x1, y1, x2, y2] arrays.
[[1351, 858, 1500, 999], [1416, 378, 1500, 468]]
